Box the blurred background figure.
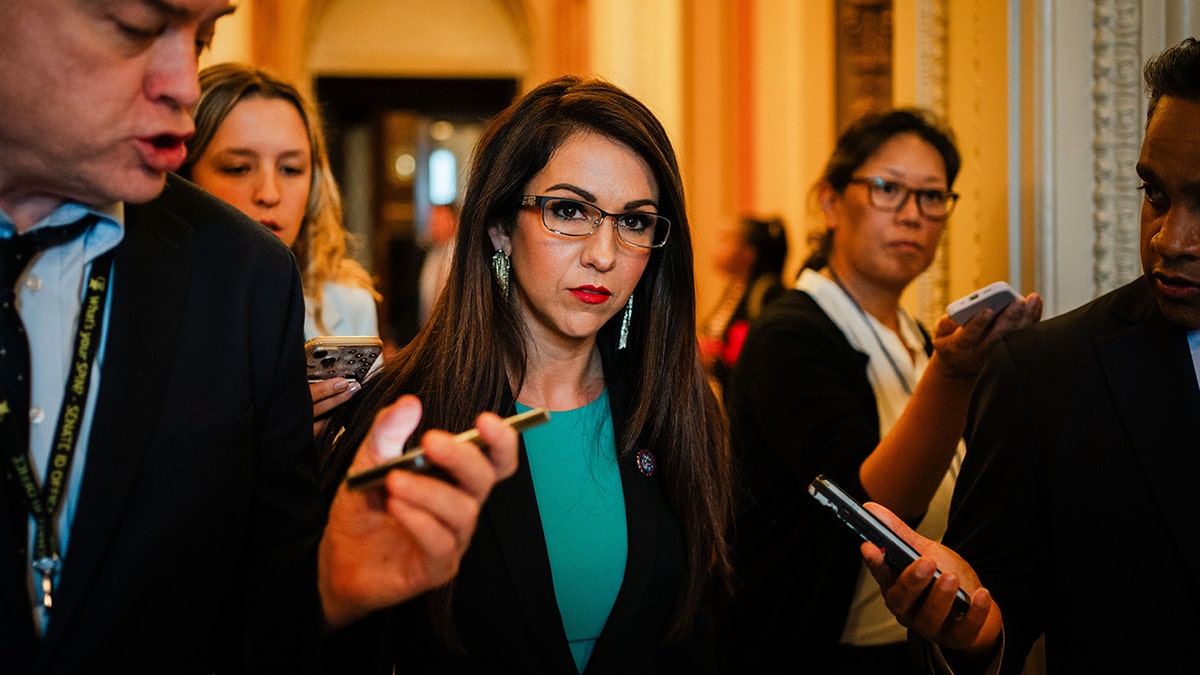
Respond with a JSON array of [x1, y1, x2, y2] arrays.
[[182, 62, 381, 341], [698, 214, 789, 394], [417, 202, 458, 326]]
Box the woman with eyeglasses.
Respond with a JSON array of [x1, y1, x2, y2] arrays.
[[716, 108, 1042, 673], [317, 75, 731, 673]]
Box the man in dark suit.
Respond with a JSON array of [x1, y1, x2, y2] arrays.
[[859, 36, 1200, 674], [0, 1, 517, 672]]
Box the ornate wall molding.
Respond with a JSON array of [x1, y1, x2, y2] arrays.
[[835, 0, 895, 132], [1091, 0, 1144, 296], [914, 0, 948, 116], [912, 0, 949, 327]]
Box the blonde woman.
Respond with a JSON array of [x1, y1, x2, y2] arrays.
[[181, 62, 380, 419]]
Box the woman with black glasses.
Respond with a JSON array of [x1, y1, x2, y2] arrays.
[[318, 75, 731, 673], [717, 108, 1042, 673]]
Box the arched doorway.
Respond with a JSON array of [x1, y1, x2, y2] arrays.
[[306, 0, 529, 349]]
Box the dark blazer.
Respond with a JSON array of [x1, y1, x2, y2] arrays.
[[718, 288, 932, 672], [323, 356, 710, 674], [0, 175, 324, 673], [944, 277, 1200, 673]]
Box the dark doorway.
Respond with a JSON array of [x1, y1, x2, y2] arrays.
[[315, 77, 518, 352]]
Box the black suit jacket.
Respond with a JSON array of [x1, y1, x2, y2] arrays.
[[945, 277, 1200, 673], [1, 175, 324, 673], [323, 353, 712, 674]]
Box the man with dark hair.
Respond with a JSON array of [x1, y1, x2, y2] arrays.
[[0, 2, 517, 671], [862, 36, 1200, 674]]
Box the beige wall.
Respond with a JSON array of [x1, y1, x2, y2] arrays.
[[307, 0, 528, 78], [203, 0, 316, 97], [941, 0, 1014, 307], [680, 2, 737, 317], [202, 0, 253, 68], [201, 0, 1182, 330], [747, 1, 836, 287]]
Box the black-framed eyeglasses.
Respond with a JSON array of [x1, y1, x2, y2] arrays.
[[519, 195, 671, 249], [847, 176, 959, 219]]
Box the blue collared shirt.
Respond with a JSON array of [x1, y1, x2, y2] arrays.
[[1189, 330, 1200, 389], [1, 203, 124, 631]]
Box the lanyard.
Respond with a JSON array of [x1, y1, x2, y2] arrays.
[[5, 248, 115, 611], [826, 267, 915, 396]]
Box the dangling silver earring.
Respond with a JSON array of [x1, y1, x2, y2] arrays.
[[618, 294, 633, 350], [491, 249, 510, 298]]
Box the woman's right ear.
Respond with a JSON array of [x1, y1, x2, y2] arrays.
[[817, 182, 836, 212], [816, 182, 839, 229]]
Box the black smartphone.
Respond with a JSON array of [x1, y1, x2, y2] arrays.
[[808, 474, 971, 617], [344, 407, 552, 491], [305, 335, 383, 383]]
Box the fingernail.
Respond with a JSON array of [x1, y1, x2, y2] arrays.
[[348, 382, 361, 393], [333, 379, 349, 392], [913, 559, 935, 581]]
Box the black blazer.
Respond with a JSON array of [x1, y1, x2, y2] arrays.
[[0, 175, 324, 674], [719, 288, 932, 672], [323, 356, 712, 674], [945, 277, 1200, 673]]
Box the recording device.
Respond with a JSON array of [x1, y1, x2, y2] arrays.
[[946, 281, 1018, 326], [808, 474, 971, 617], [344, 407, 552, 491], [305, 336, 383, 383]]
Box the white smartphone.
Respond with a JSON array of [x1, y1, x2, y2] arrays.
[[808, 474, 971, 617], [304, 335, 383, 383], [344, 407, 552, 491], [947, 281, 1018, 326]]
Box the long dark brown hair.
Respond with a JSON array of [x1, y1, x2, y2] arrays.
[[321, 75, 731, 641]]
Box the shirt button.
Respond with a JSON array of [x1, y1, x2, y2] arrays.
[[25, 275, 43, 292], [29, 408, 45, 425]]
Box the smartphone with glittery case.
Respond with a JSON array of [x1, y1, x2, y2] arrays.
[[304, 335, 382, 383]]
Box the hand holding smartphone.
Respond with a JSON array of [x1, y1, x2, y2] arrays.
[[344, 407, 551, 491], [808, 474, 971, 617], [305, 335, 383, 383], [946, 281, 1018, 326]]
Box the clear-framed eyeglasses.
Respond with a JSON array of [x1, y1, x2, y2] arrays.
[[519, 195, 671, 249], [847, 176, 959, 219]]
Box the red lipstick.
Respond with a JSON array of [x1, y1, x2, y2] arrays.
[[570, 285, 611, 305]]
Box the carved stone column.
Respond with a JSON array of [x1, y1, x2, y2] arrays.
[[911, 0, 949, 327], [1092, 0, 1144, 295]]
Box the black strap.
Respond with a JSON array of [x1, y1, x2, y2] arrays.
[[0, 216, 110, 609]]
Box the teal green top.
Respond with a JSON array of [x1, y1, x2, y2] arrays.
[[517, 392, 627, 674]]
